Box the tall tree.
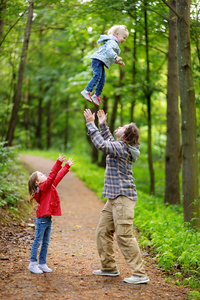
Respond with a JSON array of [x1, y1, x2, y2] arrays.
[[0, 0, 7, 52], [130, 22, 137, 123], [6, 0, 34, 146], [91, 105, 99, 163], [164, 0, 180, 204], [64, 96, 69, 151], [144, 1, 155, 196], [176, 0, 199, 227], [109, 68, 125, 133], [190, 1, 200, 65], [36, 27, 44, 150], [127, 4, 137, 123]]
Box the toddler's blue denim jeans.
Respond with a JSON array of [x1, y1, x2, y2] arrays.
[[30, 216, 52, 264], [86, 59, 106, 96]]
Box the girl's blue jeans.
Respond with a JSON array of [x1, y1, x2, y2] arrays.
[[86, 59, 106, 96], [30, 216, 52, 264]]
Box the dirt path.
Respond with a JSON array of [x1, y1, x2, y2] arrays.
[[0, 155, 189, 300]]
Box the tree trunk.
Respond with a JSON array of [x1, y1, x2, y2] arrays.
[[147, 94, 155, 196], [91, 105, 98, 163], [177, 0, 200, 228], [109, 93, 120, 133], [130, 21, 137, 123], [64, 97, 69, 151], [0, 0, 7, 52], [23, 77, 31, 149], [193, 4, 200, 65], [109, 68, 125, 133], [102, 95, 108, 113], [99, 91, 120, 168], [36, 81, 43, 149], [36, 27, 45, 149], [99, 95, 108, 168], [99, 70, 124, 168], [5, 0, 34, 146], [144, 2, 155, 196], [46, 98, 52, 149], [164, 0, 180, 204]]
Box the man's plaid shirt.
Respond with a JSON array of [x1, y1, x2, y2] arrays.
[[86, 122, 139, 201]]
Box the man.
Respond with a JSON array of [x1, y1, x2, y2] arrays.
[[83, 108, 149, 284]]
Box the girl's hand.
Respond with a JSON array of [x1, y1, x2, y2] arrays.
[[67, 157, 75, 166], [97, 110, 107, 125], [84, 109, 95, 123], [58, 153, 66, 162]]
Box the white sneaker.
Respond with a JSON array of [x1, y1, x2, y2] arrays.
[[28, 262, 43, 274], [81, 90, 92, 102], [38, 264, 52, 272], [91, 94, 100, 106], [93, 269, 120, 276], [124, 275, 149, 284]]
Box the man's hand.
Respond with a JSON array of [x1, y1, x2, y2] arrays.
[[83, 109, 95, 123], [97, 110, 107, 125]]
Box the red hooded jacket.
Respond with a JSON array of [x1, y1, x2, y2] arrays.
[[34, 159, 70, 217]]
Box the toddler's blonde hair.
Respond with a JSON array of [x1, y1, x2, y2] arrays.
[[107, 25, 129, 37]]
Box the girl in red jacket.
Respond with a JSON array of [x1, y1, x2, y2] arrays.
[[27, 154, 75, 274]]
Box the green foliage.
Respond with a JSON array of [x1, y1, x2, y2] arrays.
[[134, 192, 200, 289], [0, 143, 27, 209], [188, 290, 200, 300]]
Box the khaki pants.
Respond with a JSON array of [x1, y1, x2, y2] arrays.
[[96, 196, 146, 276]]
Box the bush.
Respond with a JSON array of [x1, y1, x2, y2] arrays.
[[134, 191, 200, 289], [0, 142, 27, 209]]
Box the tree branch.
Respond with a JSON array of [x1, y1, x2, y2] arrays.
[[0, 9, 27, 47], [146, 7, 171, 21], [161, 0, 182, 19]]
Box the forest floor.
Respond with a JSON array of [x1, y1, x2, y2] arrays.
[[0, 155, 190, 300]]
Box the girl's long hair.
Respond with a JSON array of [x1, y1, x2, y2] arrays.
[[28, 171, 38, 204], [120, 123, 140, 146]]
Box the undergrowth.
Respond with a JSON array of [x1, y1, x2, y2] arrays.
[[0, 142, 29, 221], [134, 192, 200, 292]]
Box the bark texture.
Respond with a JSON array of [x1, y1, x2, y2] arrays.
[[177, 0, 199, 227], [164, 0, 180, 205], [144, 2, 155, 196]]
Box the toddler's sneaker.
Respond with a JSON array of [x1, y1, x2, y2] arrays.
[[28, 261, 43, 274], [38, 264, 52, 272], [81, 90, 92, 102], [91, 95, 103, 106], [124, 275, 149, 284]]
